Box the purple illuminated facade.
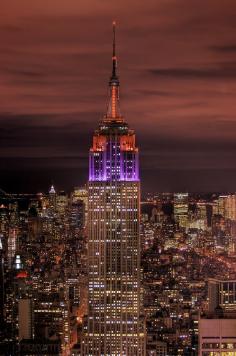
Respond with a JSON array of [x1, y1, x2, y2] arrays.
[[89, 23, 139, 183], [82, 23, 145, 355], [89, 124, 139, 182]]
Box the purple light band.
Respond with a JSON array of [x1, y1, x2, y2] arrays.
[[89, 150, 139, 182]]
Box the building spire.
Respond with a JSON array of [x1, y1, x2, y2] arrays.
[[104, 21, 123, 122], [112, 21, 117, 80]]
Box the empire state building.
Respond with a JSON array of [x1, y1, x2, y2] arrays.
[[82, 23, 145, 356]]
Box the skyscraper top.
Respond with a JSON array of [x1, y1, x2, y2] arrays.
[[49, 184, 56, 194]]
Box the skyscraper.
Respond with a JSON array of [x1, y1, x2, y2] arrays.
[[199, 279, 236, 355], [173, 193, 189, 230], [82, 23, 145, 355]]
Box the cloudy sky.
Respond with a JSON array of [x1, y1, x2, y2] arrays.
[[1, 0, 236, 193]]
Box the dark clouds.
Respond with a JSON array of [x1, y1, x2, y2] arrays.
[[212, 45, 236, 53], [149, 63, 236, 80], [1, 0, 236, 193]]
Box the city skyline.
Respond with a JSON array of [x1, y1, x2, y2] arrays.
[[2, 4, 236, 355], [1, 1, 236, 193]]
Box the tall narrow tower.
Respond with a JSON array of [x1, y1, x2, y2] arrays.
[[82, 23, 145, 356]]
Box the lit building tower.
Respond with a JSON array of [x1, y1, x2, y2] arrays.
[[174, 193, 189, 230], [82, 23, 145, 355], [49, 184, 57, 212]]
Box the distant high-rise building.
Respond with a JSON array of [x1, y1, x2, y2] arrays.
[[56, 191, 68, 216], [28, 206, 42, 242], [208, 279, 236, 312], [49, 184, 57, 211], [18, 299, 33, 341], [71, 187, 88, 207], [199, 316, 236, 355], [7, 227, 17, 267], [225, 194, 236, 221], [34, 293, 66, 344], [82, 23, 145, 355], [218, 194, 227, 217], [71, 187, 88, 228], [200, 279, 236, 355], [174, 193, 189, 229]]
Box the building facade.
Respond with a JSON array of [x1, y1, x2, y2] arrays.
[[173, 193, 189, 230], [199, 317, 236, 356], [82, 23, 145, 355], [208, 279, 236, 312]]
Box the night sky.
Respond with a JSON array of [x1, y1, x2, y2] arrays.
[[1, 0, 236, 194]]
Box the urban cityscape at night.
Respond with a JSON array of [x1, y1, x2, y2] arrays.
[[1, 1, 236, 356], [3, 187, 236, 355]]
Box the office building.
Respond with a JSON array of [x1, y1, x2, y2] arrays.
[[82, 23, 145, 355]]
